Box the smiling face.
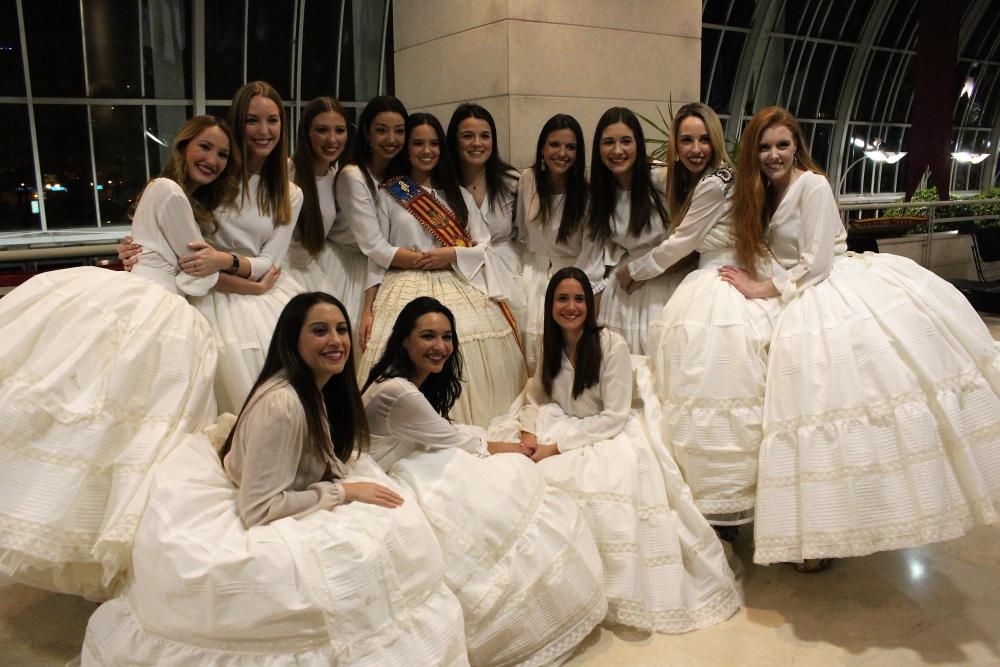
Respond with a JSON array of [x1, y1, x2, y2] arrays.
[[298, 302, 351, 387], [455, 117, 492, 170], [599, 121, 637, 187], [675, 115, 714, 177], [551, 277, 587, 336], [183, 125, 230, 192], [542, 127, 578, 182], [309, 109, 348, 175], [757, 123, 797, 189], [408, 123, 440, 180], [403, 312, 453, 385], [367, 111, 406, 166], [243, 95, 281, 172]]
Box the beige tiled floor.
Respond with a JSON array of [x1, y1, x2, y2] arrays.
[[4, 315, 1000, 667]]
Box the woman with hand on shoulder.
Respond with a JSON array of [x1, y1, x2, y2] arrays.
[[336, 95, 408, 337], [83, 292, 467, 665], [639, 103, 780, 535], [447, 102, 525, 330], [517, 113, 603, 373], [0, 115, 236, 599], [722, 106, 1000, 571], [357, 113, 524, 427], [589, 107, 692, 354], [362, 296, 606, 666], [282, 97, 351, 298], [488, 268, 740, 633]]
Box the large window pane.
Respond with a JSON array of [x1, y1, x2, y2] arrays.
[[92, 105, 146, 225], [145, 105, 194, 176], [83, 0, 141, 98], [0, 0, 25, 96], [205, 0, 245, 100], [0, 105, 36, 231], [246, 0, 293, 99], [34, 105, 97, 229], [23, 3, 86, 97], [300, 0, 343, 100], [142, 0, 193, 99]]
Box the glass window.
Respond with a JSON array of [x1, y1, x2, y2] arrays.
[[0, 0, 25, 96], [34, 105, 97, 229], [82, 0, 141, 98], [23, 2, 86, 97], [246, 0, 294, 98], [145, 105, 194, 177], [91, 105, 146, 226], [0, 105, 35, 231], [300, 0, 343, 101], [142, 0, 193, 99], [205, 0, 245, 100]]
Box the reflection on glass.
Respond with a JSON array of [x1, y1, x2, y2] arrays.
[[142, 0, 193, 99], [92, 105, 146, 226], [246, 0, 293, 98], [83, 0, 140, 98], [205, 0, 245, 100], [0, 105, 35, 231], [34, 105, 97, 229]]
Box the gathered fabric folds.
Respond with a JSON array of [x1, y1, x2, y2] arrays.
[[0, 267, 218, 599], [81, 436, 469, 666]]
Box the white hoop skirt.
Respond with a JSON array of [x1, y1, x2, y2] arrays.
[[647, 266, 779, 525], [0, 266, 217, 599], [387, 446, 607, 665], [81, 436, 469, 666], [599, 270, 687, 355], [754, 252, 1000, 564], [190, 272, 304, 414], [283, 242, 366, 336], [357, 270, 525, 427]]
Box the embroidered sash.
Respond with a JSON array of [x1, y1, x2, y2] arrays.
[[384, 175, 523, 351]]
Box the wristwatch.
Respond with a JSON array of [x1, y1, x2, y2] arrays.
[[226, 253, 240, 274]]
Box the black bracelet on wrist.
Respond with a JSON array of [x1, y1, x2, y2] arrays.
[[226, 253, 240, 274]]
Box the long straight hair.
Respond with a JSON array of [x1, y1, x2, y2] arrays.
[[446, 102, 517, 211], [541, 267, 603, 399], [731, 106, 824, 275], [343, 95, 408, 199], [228, 80, 293, 225], [402, 113, 469, 225], [532, 114, 588, 244], [586, 106, 668, 243], [138, 114, 241, 235], [362, 296, 464, 420], [219, 292, 369, 465], [292, 97, 350, 256], [665, 103, 733, 219]]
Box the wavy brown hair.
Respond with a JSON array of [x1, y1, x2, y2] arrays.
[[732, 106, 823, 275], [134, 115, 240, 235], [292, 97, 350, 256], [665, 103, 732, 220], [228, 81, 293, 226]]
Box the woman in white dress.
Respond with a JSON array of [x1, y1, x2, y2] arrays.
[[362, 296, 606, 666], [83, 293, 468, 666], [339, 95, 408, 339], [446, 103, 525, 330], [0, 116, 236, 599], [356, 113, 524, 427], [517, 114, 604, 373], [283, 97, 350, 297], [721, 106, 1000, 570], [489, 268, 740, 633], [588, 107, 691, 354], [636, 103, 780, 536]]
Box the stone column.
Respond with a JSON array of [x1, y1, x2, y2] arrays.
[[393, 0, 701, 168]]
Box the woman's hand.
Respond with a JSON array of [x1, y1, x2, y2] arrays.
[[359, 309, 374, 352], [615, 263, 633, 291], [718, 265, 779, 299], [487, 441, 525, 455], [413, 247, 456, 270], [118, 235, 142, 271], [179, 241, 230, 277], [519, 431, 538, 457], [257, 265, 281, 294], [341, 482, 404, 508], [530, 443, 560, 462]]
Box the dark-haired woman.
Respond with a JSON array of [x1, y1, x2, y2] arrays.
[[283, 97, 354, 308], [447, 103, 525, 330], [588, 106, 691, 354], [356, 113, 524, 427], [363, 296, 606, 666], [516, 114, 604, 373], [83, 293, 468, 665], [0, 116, 237, 599], [489, 268, 739, 633], [723, 106, 1000, 570], [639, 103, 780, 532]]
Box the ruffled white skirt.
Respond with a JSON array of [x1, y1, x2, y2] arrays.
[[357, 269, 525, 427], [754, 252, 1000, 564], [387, 445, 607, 666], [81, 436, 468, 666], [0, 266, 217, 599], [283, 242, 366, 338], [647, 264, 779, 524], [490, 359, 741, 633], [191, 272, 304, 414], [600, 266, 689, 355], [520, 251, 561, 375]]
